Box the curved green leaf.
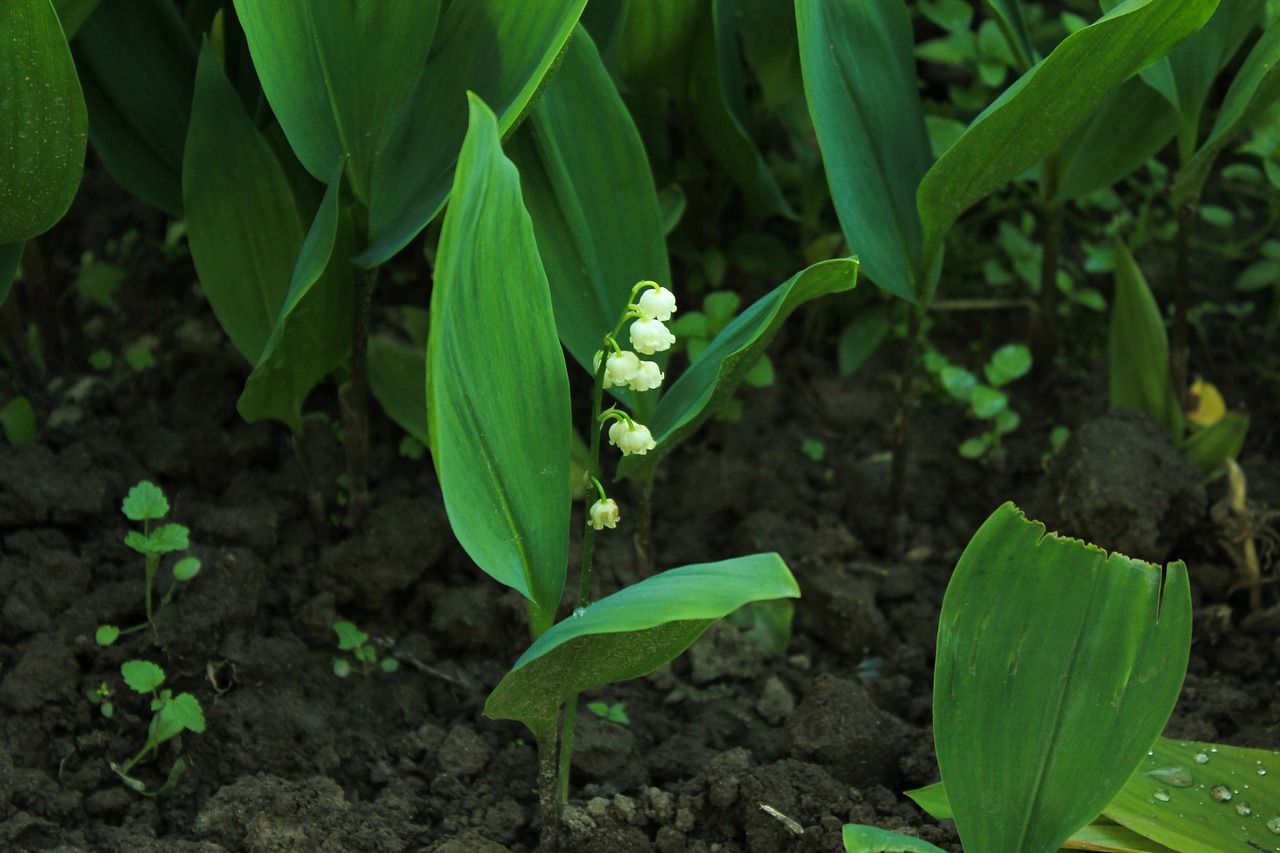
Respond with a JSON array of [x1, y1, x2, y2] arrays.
[[52, 0, 100, 39], [185, 43, 351, 434], [231, 0, 440, 204], [1173, 15, 1280, 205], [1109, 238, 1182, 443], [368, 334, 428, 446], [239, 160, 355, 429], [935, 503, 1191, 853], [983, 0, 1035, 70], [485, 554, 799, 739], [917, 0, 1221, 294], [1106, 737, 1280, 852], [1056, 77, 1179, 203], [796, 0, 930, 302], [427, 95, 570, 638], [0, 0, 87, 242], [73, 0, 194, 217], [0, 242, 22, 308], [620, 258, 857, 481], [359, 1, 586, 267], [841, 824, 947, 853], [1182, 411, 1248, 478], [507, 27, 670, 385]]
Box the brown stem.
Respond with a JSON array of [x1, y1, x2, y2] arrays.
[[886, 306, 923, 558], [538, 729, 563, 852], [341, 265, 377, 531]]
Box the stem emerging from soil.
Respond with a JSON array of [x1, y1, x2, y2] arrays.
[[341, 265, 377, 531]]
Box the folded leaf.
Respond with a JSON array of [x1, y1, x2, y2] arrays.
[[485, 554, 799, 740], [427, 95, 570, 637], [1109, 238, 1182, 443], [1182, 411, 1248, 478]]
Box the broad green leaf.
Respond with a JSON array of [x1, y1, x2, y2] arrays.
[[507, 27, 670, 387], [239, 160, 355, 430], [73, 0, 194, 217], [332, 620, 368, 651], [359, 1, 586, 267], [427, 95, 570, 638], [983, 0, 1035, 70], [1173, 16, 1280, 206], [0, 0, 87, 242], [149, 524, 189, 554], [619, 259, 857, 482], [0, 242, 21, 307], [232, 1, 440, 203], [837, 305, 890, 377], [1182, 411, 1248, 478], [917, 0, 1221, 295], [1055, 77, 1179, 203], [185, 44, 353, 434], [153, 692, 205, 745], [1109, 239, 1182, 444], [935, 503, 1190, 853], [52, 0, 100, 38], [796, 0, 931, 302], [368, 334, 429, 446], [121, 660, 165, 694], [1105, 737, 1280, 852], [841, 824, 947, 853], [1139, 0, 1262, 139], [690, 1, 795, 220], [122, 481, 168, 521], [485, 554, 799, 739]]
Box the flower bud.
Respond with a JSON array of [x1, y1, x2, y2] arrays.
[[589, 498, 620, 531], [630, 317, 676, 355], [608, 419, 657, 455], [638, 284, 677, 321], [629, 360, 664, 392]]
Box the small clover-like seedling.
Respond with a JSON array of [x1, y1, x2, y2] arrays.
[[87, 682, 114, 719], [586, 701, 630, 726], [111, 659, 205, 796], [926, 343, 1031, 461], [102, 481, 202, 641], [332, 620, 400, 677]]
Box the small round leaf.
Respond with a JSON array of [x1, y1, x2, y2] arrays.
[[172, 557, 201, 581], [121, 659, 166, 694], [95, 624, 120, 647]]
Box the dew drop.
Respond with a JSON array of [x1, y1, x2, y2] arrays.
[[1210, 784, 1233, 802], [1237, 802, 1253, 817], [1153, 788, 1171, 802], [572, 607, 586, 619], [1147, 766, 1195, 788], [1194, 750, 1210, 764], [1267, 816, 1280, 834]]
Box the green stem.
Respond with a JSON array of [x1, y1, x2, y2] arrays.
[[1171, 198, 1194, 411], [537, 730, 563, 851], [555, 697, 579, 819], [144, 554, 156, 626]]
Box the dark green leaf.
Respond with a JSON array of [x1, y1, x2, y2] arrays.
[[359, 1, 586, 267], [615, 0, 703, 92], [984, 343, 1032, 386], [239, 160, 356, 430], [1182, 411, 1248, 478], [0, 242, 21, 307], [917, 0, 1221, 295], [1109, 238, 1182, 443], [934, 503, 1190, 853], [507, 27, 670, 387], [0, 0, 87, 242], [485, 554, 799, 739], [427, 95, 570, 638], [232, 1, 440, 203], [0, 396, 38, 447], [620, 259, 857, 481], [982, 0, 1034, 69], [368, 334, 429, 446], [73, 0, 194, 216], [1173, 15, 1280, 205], [837, 305, 890, 377], [796, 0, 932, 302]]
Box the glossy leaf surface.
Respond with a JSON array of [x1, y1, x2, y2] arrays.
[[841, 824, 947, 853], [917, 0, 1220, 293], [73, 0, 194, 217], [935, 503, 1190, 853], [508, 27, 670, 384], [796, 0, 930, 302], [621, 259, 857, 482], [360, 1, 585, 266], [427, 96, 570, 637], [485, 554, 799, 739], [0, 0, 87, 242]]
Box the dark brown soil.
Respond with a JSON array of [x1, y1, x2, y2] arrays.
[[2, 186, 1279, 853]]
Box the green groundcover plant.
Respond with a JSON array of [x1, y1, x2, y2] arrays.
[[108, 659, 205, 797]]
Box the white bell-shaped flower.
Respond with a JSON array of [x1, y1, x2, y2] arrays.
[[629, 360, 664, 392], [638, 285, 677, 321], [604, 350, 641, 388], [630, 317, 676, 355], [589, 498, 619, 531], [608, 419, 656, 455]]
